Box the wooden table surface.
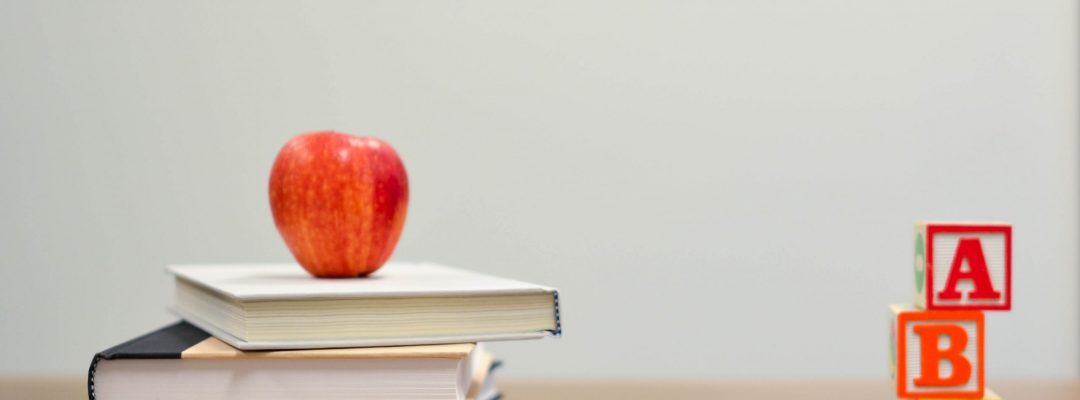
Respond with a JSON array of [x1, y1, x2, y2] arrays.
[[2, 377, 1077, 399]]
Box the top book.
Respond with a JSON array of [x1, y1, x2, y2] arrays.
[[913, 221, 1011, 311], [169, 262, 562, 350]]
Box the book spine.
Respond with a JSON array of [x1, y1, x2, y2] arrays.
[[552, 290, 562, 336], [87, 322, 210, 399], [87, 355, 101, 400]]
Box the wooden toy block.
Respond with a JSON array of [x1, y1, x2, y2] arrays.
[[891, 305, 985, 398], [914, 221, 1011, 311], [888, 305, 903, 377], [913, 388, 1002, 399]]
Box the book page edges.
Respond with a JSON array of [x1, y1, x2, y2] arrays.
[[179, 336, 474, 360], [174, 307, 553, 350]]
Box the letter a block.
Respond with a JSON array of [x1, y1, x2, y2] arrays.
[[894, 307, 985, 398], [914, 222, 1011, 310]]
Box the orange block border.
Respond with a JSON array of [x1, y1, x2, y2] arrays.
[[897, 310, 984, 399]]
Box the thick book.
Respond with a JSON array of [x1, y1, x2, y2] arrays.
[[168, 262, 561, 350], [88, 322, 500, 400]]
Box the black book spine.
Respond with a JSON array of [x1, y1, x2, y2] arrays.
[[88, 322, 210, 399]]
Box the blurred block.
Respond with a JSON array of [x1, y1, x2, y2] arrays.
[[892, 305, 984, 398], [914, 388, 1001, 399], [888, 305, 903, 378], [914, 221, 1011, 311]]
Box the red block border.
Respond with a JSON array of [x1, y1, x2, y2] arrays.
[[925, 224, 1012, 311]]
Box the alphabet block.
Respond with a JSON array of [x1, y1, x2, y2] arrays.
[[889, 305, 901, 377], [914, 221, 1011, 311], [914, 388, 1002, 400], [891, 305, 985, 398]]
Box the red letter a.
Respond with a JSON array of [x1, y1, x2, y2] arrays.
[[938, 237, 1001, 301]]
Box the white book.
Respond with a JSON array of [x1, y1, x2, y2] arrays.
[[168, 262, 562, 350]]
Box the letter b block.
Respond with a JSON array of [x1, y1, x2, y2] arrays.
[[914, 222, 1011, 310], [893, 306, 985, 398]]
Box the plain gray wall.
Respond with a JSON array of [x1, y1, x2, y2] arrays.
[[1, 0, 1077, 378]]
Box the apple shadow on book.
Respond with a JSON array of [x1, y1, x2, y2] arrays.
[[219, 273, 387, 285]]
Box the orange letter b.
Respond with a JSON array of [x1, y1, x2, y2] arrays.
[[913, 324, 971, 387]]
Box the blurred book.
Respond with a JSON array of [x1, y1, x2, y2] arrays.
[[88, 322, 501, 400], [168, 262, 561, 350]]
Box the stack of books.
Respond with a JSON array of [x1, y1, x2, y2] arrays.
[[88, 262, 561, 400]]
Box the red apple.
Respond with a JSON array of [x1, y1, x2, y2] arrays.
[[269, 131, 409, 278]]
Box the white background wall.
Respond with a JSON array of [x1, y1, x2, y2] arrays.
[[1, 0, 1077, 378]]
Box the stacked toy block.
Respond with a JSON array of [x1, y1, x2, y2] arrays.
[[889, 222, 1012, 399]]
